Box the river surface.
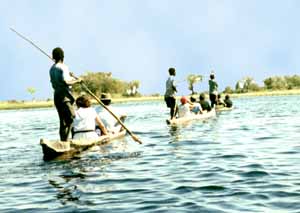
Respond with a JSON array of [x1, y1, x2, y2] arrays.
[[1, 96, 300, 212]]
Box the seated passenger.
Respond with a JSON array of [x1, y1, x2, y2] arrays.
[[73, 95, 108, 140], [217, 94, 226, 107], [98, 93, 126, 134], [224, 94, 233, 108], [190, 96, 202, 114], [178, 96, 191, 118], [199, 93, 212, 112]]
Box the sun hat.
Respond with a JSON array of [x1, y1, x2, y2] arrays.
[[100, 93, 111, 101]]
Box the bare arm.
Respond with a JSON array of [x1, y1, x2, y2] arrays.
[[65, 71, 82, 85], [65, 78, 82, 85], [95, 116, 108, 135]]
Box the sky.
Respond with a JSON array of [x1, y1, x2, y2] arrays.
[[1, 0, 300, 100]]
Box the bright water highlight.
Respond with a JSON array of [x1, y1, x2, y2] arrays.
[[1, 96, 300, 212]]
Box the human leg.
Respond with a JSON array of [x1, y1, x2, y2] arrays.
[[209, 94, 217, 108], [61, 101, 75, 141]]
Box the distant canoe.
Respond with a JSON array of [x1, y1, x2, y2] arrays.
[[216, 106, 234, 112], [40, 130, 126, 160], [166, 109, 216, 125]]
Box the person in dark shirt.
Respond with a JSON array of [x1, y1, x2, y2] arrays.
[[217, 94, 226, 107], [208, 73, 218, 108], [199, 93, 212, 112], [224, 95, 233, 108], [49, 47, 82, 141]]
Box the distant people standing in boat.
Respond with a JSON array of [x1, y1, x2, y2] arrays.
[[164, 67, 178, 120], [98, 93, 126, 134], [208, 72, 218, 108], [190, 96, 202, 114], [199, 93, 212, 112], [224, 95, 233, 108], [178, 96, 192, 118], [217, 94, 226, 107], [49, 47, 82, 141], [73, 95, 108, 140]]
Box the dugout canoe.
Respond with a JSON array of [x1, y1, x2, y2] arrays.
[[40, 130, 126, 160], [216, 106, 234, 112], [166, 109, 216, 125]]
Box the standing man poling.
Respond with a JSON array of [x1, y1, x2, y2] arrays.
[[208, 72, 218, 108], [164, 67, 178, 120], [49, 47, 82, 141]]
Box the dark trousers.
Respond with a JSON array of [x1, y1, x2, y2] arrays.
[[165, 96, 177, 119], [54, 99, 75, 141], [209, 93, 217, 108]]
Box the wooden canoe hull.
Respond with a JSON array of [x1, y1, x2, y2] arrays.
[[216, 106, 233, 112], [40, 130, 126, 160], [166, 109, 216, 125]]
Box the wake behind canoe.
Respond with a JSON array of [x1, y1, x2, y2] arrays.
[[40, 130, 126, 160], [166, 109, 216, 125]]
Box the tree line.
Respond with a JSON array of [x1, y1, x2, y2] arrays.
[[186, 74, 300, 95], [25, 73, 300, 100], [224, 75, 300, 94], [72, 71, 141, 97]]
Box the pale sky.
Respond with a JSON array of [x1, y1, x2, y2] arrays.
[[1, 0, 299, 100]]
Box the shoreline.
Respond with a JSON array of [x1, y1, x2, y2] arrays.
[[1, 89, 300, 110]]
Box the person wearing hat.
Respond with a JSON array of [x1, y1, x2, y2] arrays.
[[49, 47, 82, 141], [208, 72, 218, 108], [73, 95, 108, 140], [178, 96, 192, 118], [97, 93, 126, 134]]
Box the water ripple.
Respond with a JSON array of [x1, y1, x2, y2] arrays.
[[1, 97, 300, 212]]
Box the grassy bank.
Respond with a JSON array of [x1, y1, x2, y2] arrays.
[[0, 96, 164, 110], [229, 89, 300, 98], [1, 89, 300, 110]]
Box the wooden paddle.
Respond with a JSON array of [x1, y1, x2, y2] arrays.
[[10, 27, 142, 144]]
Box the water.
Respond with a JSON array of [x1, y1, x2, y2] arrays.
[[1, 96, 300, 212]]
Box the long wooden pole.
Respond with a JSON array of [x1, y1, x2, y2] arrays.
[[10, 27, 142, 144]]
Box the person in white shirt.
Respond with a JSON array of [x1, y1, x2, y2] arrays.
[[98, 93, 126, 134], [190, 96, 203, 114], [73, 95, 108, 140], [178, 96, 192, 118]]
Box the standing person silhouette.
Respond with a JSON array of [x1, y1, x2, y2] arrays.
[[164, 67, 178, 120], [49, 47, 82, 141], [208, 72, 218, 108]]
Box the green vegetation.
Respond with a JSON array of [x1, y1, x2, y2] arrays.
[[226, 75, 300, 94], [72, 71, 141, 97], [187, 74, 203, 95], [27, 87, 36, 100], [0, 97, 163, 110], [3, 72, 300, 111]]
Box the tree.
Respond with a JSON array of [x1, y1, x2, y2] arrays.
[[235, 77, 262, 93], [27, 87, 36, 101], [187, 74, 203, 95], [235, 81, 243, 93], [127, 80, 140, 96], [263, 76, 287, 90], [72, 71, 134, 97], [223, 86, 234, 94]]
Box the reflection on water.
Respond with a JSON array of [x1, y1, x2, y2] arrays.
[[1, 97, 300, 212]]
